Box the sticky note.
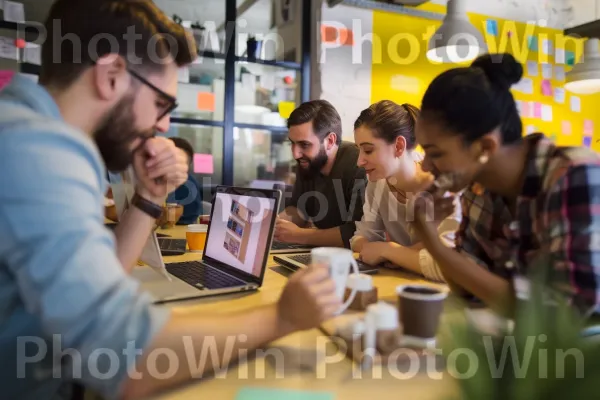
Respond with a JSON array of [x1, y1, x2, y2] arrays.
[[197, 92, 215, 112], [513, 78, 533, 94], [515, 100, 523, 116], [554, 87, 565, 104], [542, 39, 553, 56], [570, 95, 581, 112], [235, 388, 334, 400], [527, 61, 538, 77], [3, 1, 25, 23], [321, 25, 339, 44], [541, 80, 552, 96], [541, 63, 553, 79], [23, 43, 41, 65], [279, 101, 296, 119], [0, 70, 14, 90], [555, 48, 565, 64], [526, 125, 536, 135], [320, 25, 353, 46], [555, 66, 565, 81], [193, 154, 214, 174], [534, 102, 542, 118], [520, 101, 531, 118], [562, 120, 572, 135], [337, 28, 354, 46], [541, 104, 553, 122], [486, 20, 498, 36], [566, 50, 575, 66], [528, 36, 538, 51], [518, 101, 531, 118], [0, 37, 18, 60], [583, 136, 592, 147], [584, 119, 594, 135]]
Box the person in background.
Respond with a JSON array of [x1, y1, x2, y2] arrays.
[[167, 137, 203, 224], [411, 52, 600, 318], [276, 100, 367, 248], [0, 1, 340, 399], [351, 100, 460, 281]]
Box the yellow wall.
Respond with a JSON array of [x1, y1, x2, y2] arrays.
[[370, 6, 600, 152]]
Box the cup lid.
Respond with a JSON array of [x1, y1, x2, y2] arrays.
[[187, 224, 208, 232], [396, 284, 448, 301], [346, 273, 373, 291], [366, 301, 399, 330]]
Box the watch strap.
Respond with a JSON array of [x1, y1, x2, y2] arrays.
[[131, 193, 163, 219]]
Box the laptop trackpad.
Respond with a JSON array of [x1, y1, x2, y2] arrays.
[[131, 266, 201, 300]]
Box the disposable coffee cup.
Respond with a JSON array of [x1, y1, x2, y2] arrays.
[[397, 285, 448, 339], [186, 224, 208, 252]]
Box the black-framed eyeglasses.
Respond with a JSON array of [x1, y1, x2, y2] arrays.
[[127, 68, 179, 122]]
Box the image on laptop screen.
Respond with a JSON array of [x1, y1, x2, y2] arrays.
[[205, 191, 276, 277]]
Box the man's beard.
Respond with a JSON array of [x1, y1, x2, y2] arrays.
[[94, 93, 154, 173], [296, 145, 329, 179]]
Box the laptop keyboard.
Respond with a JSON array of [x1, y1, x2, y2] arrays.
[[166, 262, 245, 289], [158, 238, 187, 251], [271, 241, 312, 250]]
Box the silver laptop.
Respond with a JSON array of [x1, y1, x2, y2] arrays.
[[109, 170, 281, 303]]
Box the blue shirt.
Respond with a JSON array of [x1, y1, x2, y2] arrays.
[[0, 75, 170, 399], [167, 174, 203, 225]]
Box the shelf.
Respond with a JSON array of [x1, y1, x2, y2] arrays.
[[194, 51, 227, 62], [233, 122, 288, 133], [0, 20, 42, 38], [235, 55, 301, 70], [193, 49, 301, 70], [170, 118, 224, 127]]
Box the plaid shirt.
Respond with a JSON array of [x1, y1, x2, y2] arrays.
[[456, 133, 600, 314]]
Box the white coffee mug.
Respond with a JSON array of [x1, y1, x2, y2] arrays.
[[311, 247, 359, 315]]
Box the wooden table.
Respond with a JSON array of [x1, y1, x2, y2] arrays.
[[146, 226, 457, 400]]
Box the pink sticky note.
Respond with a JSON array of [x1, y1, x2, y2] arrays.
[[0, 70, 15, 90], [584, 119, 594, 135], [541, 79, 552, 96], [523, 102, 533, 118], [193, 154, 214, 174], [561, 120, 572, 135], [534, 102, 542, 118]]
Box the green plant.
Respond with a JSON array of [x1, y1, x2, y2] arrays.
[[439, 264, 600, 400]]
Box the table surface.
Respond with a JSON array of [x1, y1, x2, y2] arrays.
[[145, 226, 457, 400]]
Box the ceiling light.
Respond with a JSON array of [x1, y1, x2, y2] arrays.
[[565, 38, 600, 95], [427, 0, 487, 64]]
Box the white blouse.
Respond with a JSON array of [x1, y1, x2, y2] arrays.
[[350, 179, 462, 282]]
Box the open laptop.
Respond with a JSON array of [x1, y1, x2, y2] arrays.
[[109, 170, 281, 303], [273, 253, 379, 275]]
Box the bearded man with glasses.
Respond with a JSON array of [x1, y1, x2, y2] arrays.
[[0, 1, 341, 399]]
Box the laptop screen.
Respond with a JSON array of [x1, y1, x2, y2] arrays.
[[204, 191, 276, 277]]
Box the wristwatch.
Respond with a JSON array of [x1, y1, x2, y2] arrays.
[[131, 193, 163, 219]]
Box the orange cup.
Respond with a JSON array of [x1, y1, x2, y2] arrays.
[[187, 224, 208, 252]]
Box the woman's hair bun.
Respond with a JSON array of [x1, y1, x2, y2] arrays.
[[471, 53, 523, 90]]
